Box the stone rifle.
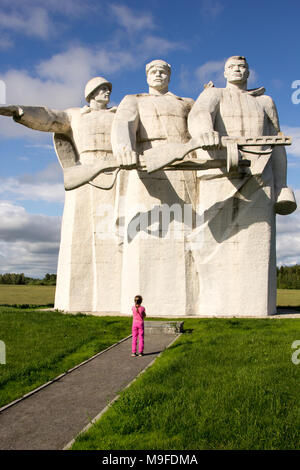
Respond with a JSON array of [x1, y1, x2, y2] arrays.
[[63, 134, 291, 190]]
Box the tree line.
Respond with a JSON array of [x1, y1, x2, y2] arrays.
[[277, 265, 300, 289], [0, 273, 57, 286], [1, 267, 300, 288]]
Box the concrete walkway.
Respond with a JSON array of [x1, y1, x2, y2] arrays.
[[0, 332, 178, 450]]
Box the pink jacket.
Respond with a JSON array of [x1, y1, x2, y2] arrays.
[[132, 305, 146, 322]]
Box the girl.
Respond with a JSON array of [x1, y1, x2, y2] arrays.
[[131, 295, 146, 357]]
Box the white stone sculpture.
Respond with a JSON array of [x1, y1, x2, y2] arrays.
[[187, 55, 297, 316], [111, 59, 199, 316], [0, 77, 122, 312]]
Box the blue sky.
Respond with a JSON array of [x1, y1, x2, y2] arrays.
[[0, 0, 300, 277]]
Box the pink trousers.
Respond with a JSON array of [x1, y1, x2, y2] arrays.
[[132, 321, 144, 354]]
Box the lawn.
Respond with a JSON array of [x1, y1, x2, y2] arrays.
[[71, 318, 300, 450], [1, 285, 299, 309], [0, 307, 132, 407], [277, 289, 300, 308], [0, 285, 56, 306]]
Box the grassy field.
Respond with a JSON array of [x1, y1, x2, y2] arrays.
[[0, 285, 56, 306], [0, 285, 299, 308], [71, 318, 300, 450], [277, 289, 300, 307], [0, 307, 132, 407]]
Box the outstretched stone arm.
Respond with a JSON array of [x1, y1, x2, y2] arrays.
[[0, 105, 70, 134], [111, 95, 139, 167]]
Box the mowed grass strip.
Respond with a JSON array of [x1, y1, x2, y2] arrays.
[[1, 285, 300, 308], [0, 285, 56, 306], [71, 318, 300, 450], [0, 307, 131, 407], [277, 289, 300, 307]]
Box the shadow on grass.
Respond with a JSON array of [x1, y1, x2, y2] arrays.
[[277, 306, 300, 313], [182, 328, 194, 334], [141, 351, 163, 356]]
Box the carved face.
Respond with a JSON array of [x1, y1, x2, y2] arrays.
[[90, 84, 111, 104], [146, 66, 170, 91], [224, 59, 249, 84]]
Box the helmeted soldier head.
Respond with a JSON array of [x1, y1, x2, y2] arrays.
[[85, 77, 112, 103]]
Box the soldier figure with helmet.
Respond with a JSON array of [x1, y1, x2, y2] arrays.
[[0, 77, 121, 312]]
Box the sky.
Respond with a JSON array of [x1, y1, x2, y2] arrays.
[[0, 0, 300, 277]]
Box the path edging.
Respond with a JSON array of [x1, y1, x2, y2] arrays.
[[0, 334, 132, 414], [63, 333, 181, 450]]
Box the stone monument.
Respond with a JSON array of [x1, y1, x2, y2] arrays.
[[0, 56, 296, 317], [187, 55, 297, 316], [111, 59, 199, 316], [0, 77, 122, 312]]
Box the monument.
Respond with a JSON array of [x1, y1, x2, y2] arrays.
[[0, 77, 122, 312], [0, 56, 296, 316], [187, 55, 297, 316], [111, 59, 198, 315]]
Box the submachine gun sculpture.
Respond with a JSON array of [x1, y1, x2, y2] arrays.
[[62, 133, 292, 190]]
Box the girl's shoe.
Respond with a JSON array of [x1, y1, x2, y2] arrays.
[[138, 353, 144, 356], [131, 353, 137, 357]]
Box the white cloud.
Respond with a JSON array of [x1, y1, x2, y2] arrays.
[[282, 126, 300, 158], [180, 59, 257, 94], [277, 189, 300, 265], [0, 7, 53, 40], [201, 0, 224, 20], [195, 59, 226, 88], [0, 44, 138, 139], [140, 35, 186, 55], [0, 161, 64, 203], [0, 201, 61, 277], [111, 4, 155, 32]]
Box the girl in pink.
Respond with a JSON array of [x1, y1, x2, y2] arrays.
[[131, 295, 146, 357]]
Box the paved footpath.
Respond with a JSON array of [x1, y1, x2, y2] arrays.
[[0, 333, 178, 450]]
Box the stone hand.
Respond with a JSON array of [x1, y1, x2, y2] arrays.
[[115, 145, 138, 168], [0, 105, 23, 118], [199, 131, 221, 150]]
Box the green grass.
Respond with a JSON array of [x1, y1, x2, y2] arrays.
[[1, 285, 300, 309], [0, 285, 300, 310], [0, 285, 56, 306], [277, 289, 300, 308], [0, 307, 131, 407], [71, 318, 300, 450]]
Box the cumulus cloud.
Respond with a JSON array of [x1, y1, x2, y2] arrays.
[[0, 201, 61, 277], [277, 189, 300, 265], [141, 35, 186, 55], [0, 43, 137, 139], [180, 59, 258, 94], [0, 6, 54, 40], [282, 127, 300, 158], [111, 4, 155, 32], [0, 162, 64, 203], [201, 0, 224, 20]]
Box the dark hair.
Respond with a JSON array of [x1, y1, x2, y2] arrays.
[[134, 295, 142, 315]]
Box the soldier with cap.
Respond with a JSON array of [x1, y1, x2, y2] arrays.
[[0, 77, 121, 312], [111, 59, 198, 316]]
